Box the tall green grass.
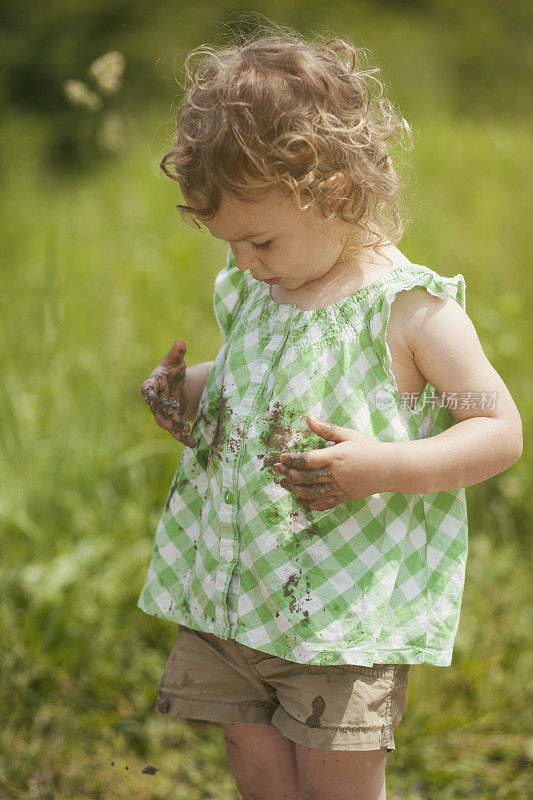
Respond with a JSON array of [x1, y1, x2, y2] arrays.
[[0, 108, 531, 799]]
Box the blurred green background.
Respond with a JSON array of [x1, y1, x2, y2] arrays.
[[1, 1, 531, 798]]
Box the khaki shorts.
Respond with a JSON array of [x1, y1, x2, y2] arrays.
[[155, 625, 410, 752]]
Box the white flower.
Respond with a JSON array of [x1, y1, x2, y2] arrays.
[[62, 79, 102, 111], [88, 51, 126, 94], [96, 111, 124, 152]]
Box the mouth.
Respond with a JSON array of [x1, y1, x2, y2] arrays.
[[250, 272, 281, 285]]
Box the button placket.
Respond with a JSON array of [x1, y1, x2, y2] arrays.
[[218, 307, 294, 629]]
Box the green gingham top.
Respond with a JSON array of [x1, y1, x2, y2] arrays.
[[137, 248, 468, 667]]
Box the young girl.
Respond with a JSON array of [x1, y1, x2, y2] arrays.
[[137, 27, 523, 800]]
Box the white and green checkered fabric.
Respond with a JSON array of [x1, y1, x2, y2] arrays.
[[137, 248, 468, 667]]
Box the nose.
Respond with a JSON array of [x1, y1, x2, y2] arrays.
[[231, 244, 261, 272]]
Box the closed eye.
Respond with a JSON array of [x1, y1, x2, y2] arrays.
[[252, 239, 272, 251]]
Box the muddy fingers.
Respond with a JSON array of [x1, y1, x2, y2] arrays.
[[140, 339, 197, 448]]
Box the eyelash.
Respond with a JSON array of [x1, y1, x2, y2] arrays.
[[251, 240, 272, 251]]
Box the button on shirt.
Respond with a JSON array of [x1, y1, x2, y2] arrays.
[[137, 249, 469, 667]]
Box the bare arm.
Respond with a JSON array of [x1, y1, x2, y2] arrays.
[[386, 289, 523, 493], [388, 415, 522, 494], [271, 291, 523, 510], [183, 361, 215, 422]]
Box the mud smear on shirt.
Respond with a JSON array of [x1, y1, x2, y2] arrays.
[[188, 398, 215, 472], [208, 386, 232, 467], [190, 401, 207, 445], [289, 511, 319, 537], [165, 475, 189, 511], [259, 400, 302, 473], [228, 422, 245, 455], [260, 402, 327, 515], [194, 397, 209, 429], [283, 568, 312, 624], [179, 595, 191, 617], [280, 515, 320, 561]]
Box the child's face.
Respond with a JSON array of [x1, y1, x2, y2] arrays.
[[189, 185, 353, 293]]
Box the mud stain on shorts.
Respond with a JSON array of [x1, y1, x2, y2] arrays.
[[179, 671, 193, 687], [305, 695, 326, 727]]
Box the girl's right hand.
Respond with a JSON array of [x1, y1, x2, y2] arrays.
[[140, 338, 197, 448]]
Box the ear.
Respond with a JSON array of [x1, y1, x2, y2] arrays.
[[323, 172, 353, 216]]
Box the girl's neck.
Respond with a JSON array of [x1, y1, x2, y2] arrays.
[[270, 242, 412, 311]]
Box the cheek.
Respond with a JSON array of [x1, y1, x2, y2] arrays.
[[317, 232, 338, 258], [305, 228, 332, 258], [277, 240, 299, 269]]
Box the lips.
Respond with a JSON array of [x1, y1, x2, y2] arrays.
[[250, 272, 281, 284]]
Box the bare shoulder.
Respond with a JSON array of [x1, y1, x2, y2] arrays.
[[388, 284, 480, 376], [391, 285, 521, 426], [385, 285, 453, 355], [388, 284, 474, 348]]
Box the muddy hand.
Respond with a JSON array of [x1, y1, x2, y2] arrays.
[[271, 414, 386, 509], [140, 338, 197, 448]]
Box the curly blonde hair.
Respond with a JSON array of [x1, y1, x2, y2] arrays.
[[160, 17, 415, 263]]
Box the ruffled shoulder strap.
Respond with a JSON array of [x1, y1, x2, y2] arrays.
[[367, 264, 467, 401], [213, 247, 247, 337]]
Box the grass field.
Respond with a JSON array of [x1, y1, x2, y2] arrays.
[[0, 105, 531, 799]]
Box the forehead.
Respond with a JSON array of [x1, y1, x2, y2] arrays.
[[205, 187, 302, 241]]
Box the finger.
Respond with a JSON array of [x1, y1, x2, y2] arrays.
[[158, 338, 187, 369], [141, 375, 173, 417], [273, 463, 332, 485], [164, 423, 197, 448], [279, 448, 333, 470], [154, 412, 185, 435], [142, 340, 187, 401], [171, 337, 187, 357], [171, 415, 192, 436], [277, 478, 342, 500], [154, 395, 185, 419], [154, 412, 181, 438], [141, 377, 165, 405], [307, 414, 353, 443], [154, 411, 196, 447], [154, 411, 173, 431], [305, 496, 342, 511], [177, 431, 197, 448]]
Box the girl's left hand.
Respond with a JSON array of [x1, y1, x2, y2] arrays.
[[272, 414, 393, 510]]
